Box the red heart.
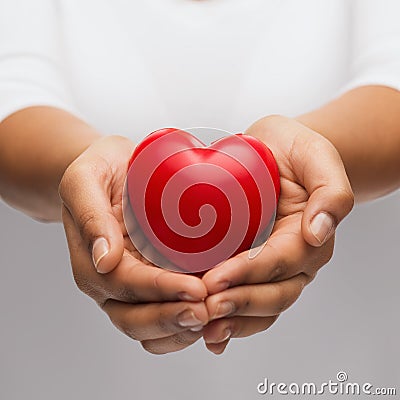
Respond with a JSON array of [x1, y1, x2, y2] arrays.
[[126, 128, 280, 273]]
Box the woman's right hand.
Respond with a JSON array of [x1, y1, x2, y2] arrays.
[[59, 136, 209, 354]]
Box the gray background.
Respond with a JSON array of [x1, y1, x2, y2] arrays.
[[0, 191, 399, 399]]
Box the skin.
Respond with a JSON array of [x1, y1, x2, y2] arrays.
[[0, 85, 399, 355]]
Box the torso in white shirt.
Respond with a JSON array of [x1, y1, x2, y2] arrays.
[[60, 0, 351, 138], [1, 0, 400, 142]]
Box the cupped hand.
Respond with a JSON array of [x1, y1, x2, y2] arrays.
[[201, 115, 354, 354], [59, 136, 208, 354]]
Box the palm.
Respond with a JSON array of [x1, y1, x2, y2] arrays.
[[106, 152, 156, 267], [260, 135, 312, 256]]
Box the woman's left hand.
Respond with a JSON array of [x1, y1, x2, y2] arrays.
[[201, 115, 354, 354]]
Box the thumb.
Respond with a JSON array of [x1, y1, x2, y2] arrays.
[[302, 187, 354, 247], [300, 139, 354, 247], [59, 162, 124, 274]]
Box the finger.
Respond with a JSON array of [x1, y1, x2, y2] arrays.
[[247, 116, 354, 247], [106, 252, 208, 303], [203, 215, 333, 294], [205, 274, 308, 320], [141, 330, 203, 355], [287, 124, 354, 247], [60, 159, 124, 274], [205, 340, 230, 355], [103, 299, 208, 342], [123, 196, 181, 271], [59, 136, 133, 273], [63, 206, 208, 303], [302, 186, 354, 247], [203, 315, 278, 345]]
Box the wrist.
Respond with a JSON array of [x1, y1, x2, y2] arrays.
[[0, 107, 102, 221]]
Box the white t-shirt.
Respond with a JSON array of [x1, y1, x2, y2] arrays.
[[0, 0, 400, 142]]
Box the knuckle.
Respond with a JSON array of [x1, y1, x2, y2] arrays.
[[58, 169, 73, 202], [152, 270, 169, 291], [261, 114, 286, 128], [59, 156, 111, 203], [109, 134, 133, 147], [305, 271, 317, 284], [321, 243, 334, 265], [337, 187, 355, 214], [306, 238, 333, 274], [59, 162, 86, 197], [77, 208, 98, 242], [269, 262, 286, 282], [307, 240, 334, 275], [229, 319, 242, 338], [156, 314, 175, 336], [247, 114, 286, 136], [271, 283, 289, 314], [72, 272, 98, 298], [234, 252, 253, 281], [122, 326, 141, 341], [274, 300, 290, 315], [273, 278, 305, 314], [258, 241, 286, 283], [114, 317, 140, 341], [239, 291, 252, 313], [235, 287, 255, 316], [243, 299, 251, 313], [115, 285, 140, 304]]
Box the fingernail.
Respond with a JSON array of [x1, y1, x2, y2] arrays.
[[92, 237, 109, 273], [214, 281, 231, 293], [177, 310, 203, 328], [218, 328, 232, 343], [190, 325, 204, 332], [310, 212, 335, 245], [212, 301, 235, 320], [178, 292, 201, 302], [206, 328, 232, 344]]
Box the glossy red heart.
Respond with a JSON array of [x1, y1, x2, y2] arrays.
[[126, 128, 280, 273]]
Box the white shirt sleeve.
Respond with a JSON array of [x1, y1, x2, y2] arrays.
[[0, 0, 78, 123], [343, 0, 400, 92]]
